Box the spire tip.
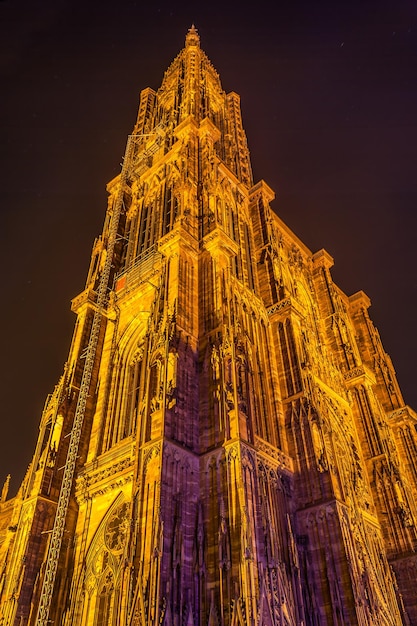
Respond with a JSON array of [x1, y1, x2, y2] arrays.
[[186, 24, 200, 47]]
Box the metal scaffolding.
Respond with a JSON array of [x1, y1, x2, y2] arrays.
[[35, 134, 136, 626]]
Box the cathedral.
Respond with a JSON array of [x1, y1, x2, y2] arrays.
[[1, 26, 417, 626]]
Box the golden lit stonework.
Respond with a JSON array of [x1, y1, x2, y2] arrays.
[[0, 26, 417, 626]]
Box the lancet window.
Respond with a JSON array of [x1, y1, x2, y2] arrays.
[[137, 202, 152, 255], [229, 205, 240, 244], [101, 347, 144, 453], [257, 195, 269, 246], [124, 356, 142, 439], [352, 385, 383, 458], [162, 185, 179, 236], [95, 573, 115, 626], [278, 319, 302, 398], [243, 223, 255, 291]]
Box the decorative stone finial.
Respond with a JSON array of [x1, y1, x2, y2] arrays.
[[1, 474, 11, 502], [186, 24, 200, 47]]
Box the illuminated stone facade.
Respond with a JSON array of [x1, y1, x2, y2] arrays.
[[1, 26, 417, 626]]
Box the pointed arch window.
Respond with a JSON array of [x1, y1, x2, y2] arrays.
[[138, 203, 151, 254], [101, 343, 145, 453], [243, 223, 255, 291], [230, 206, 239, 244], [136, 189, 161, 256], [124, 354, 143, 438], [162, 185, 179, 236], [278, 319, 302, 397], [95, 572, 115, 626]]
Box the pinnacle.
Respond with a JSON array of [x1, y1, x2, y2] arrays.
[[185, 23, 200, 47]]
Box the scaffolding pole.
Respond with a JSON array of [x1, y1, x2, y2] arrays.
[[35, 134, 136, 626]]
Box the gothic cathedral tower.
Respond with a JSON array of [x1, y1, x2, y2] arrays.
[[1, 26, 417, 626]]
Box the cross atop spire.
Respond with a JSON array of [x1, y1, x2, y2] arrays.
[[185, 24, 200, 47]]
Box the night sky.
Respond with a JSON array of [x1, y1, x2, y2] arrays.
[[1, 0, 416, 495]]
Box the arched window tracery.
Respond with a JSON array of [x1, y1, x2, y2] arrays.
[[95, 571, 115, 626], [277, 319, 302, 398], [101, 339, 145, 453]]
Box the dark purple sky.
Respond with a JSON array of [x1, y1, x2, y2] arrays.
[[1, 0, 416, 494]]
